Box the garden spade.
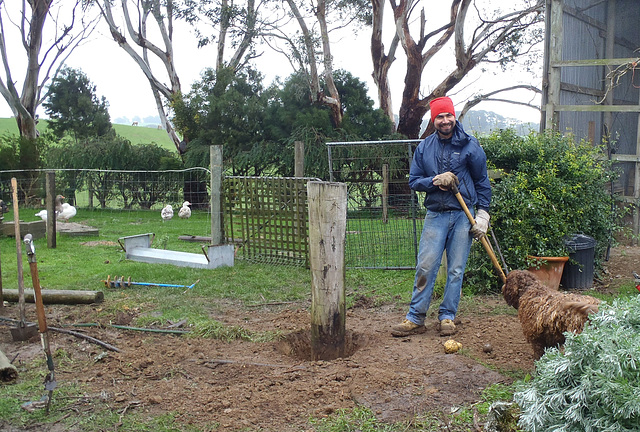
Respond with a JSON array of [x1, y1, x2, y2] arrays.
[[450, 184, 507, 284], [23, 234, 56, 413], [9, 178, 37, 341]]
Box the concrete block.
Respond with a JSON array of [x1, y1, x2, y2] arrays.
[[1, 220, 46, 240]]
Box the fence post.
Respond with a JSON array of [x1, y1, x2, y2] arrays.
[[307, 181, 347, 360], [294, 141, 304, 177], [382, 163, 389, 224], [210, 145, 223, 245], [88, 176, 94, 209], [45, 172, 56, 248]]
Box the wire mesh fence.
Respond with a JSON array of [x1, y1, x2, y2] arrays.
[[327, 139, 423, 269], [0, 169, 214, 248], [0, 168, 211, 212], [1, 140, 429, 270]]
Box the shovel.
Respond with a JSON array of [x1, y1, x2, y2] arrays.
[[23, 234, 56, 413], [9, 178, 37, 341], [450, 184, 507, 284]]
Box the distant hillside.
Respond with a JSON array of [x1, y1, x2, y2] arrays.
[[417, 110, 539, 136], [461, 110, 539, 136], [0, 117, 175, 152], [112, 123, 175, 151]]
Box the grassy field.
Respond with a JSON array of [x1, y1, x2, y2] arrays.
[[0, 208, 411, 310], [0, 117, 176, 152]]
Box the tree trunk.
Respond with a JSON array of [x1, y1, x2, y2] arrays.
[[16, 0, 51, 139], [370, 0, 397, 126], [101, 0, 184, 152], [316, 0, 342, 127]]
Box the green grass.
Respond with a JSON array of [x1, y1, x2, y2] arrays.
[[0, 208, 416, 321], [0, 117, 176, 152]]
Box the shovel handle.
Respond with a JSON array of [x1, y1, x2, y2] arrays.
[[450, 185, 507, 284], [28, 261, 48, 333]]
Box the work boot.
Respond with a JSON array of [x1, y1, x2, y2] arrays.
[[439, 319, 456, 336], [391, 319, 426, 337]]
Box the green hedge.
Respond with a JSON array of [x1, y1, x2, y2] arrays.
[[464, 129, 624, 294]]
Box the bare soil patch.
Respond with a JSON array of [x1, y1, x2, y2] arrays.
[[1, 246, 638, 431]]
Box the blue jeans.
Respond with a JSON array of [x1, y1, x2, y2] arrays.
[[405, 210, 473, 325]]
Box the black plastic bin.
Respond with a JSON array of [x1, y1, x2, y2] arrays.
[[560, 234, 596, 289]]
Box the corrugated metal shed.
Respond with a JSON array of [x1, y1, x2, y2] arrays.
[[541, 0, 640, 241]]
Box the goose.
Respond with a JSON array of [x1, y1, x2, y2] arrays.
[[161, 204, 173, 222], [56, 195, 76, 222], [178, 201, 191, 219]]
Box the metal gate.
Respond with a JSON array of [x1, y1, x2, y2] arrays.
[[327, 140, 423, 269]]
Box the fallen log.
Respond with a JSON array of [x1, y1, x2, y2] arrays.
[[0, 347, 18, 383], [2, 289, 103, 305]]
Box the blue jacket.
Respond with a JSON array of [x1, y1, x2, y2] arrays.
[[409, 121, 491, 213]]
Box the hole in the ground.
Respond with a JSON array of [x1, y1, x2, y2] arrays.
[[276, 329, 365, 361]]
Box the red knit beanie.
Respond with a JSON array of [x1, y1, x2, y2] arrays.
[[430, 97, 455, 123]]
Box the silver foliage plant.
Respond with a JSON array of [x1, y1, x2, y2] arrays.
[[514, 295, 640, 431]]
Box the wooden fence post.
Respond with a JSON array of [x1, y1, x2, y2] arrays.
[[307, 181, 347, 360], [46, 172, 56, 248], [210, 145, 223, 245], [294, 141, 304, 177], [382, 163, 389, 224]]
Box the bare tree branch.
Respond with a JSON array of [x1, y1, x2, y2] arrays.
[[458, 84, 542, 120]]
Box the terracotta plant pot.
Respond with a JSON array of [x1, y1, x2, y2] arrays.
[[526, 256, 569, 291]]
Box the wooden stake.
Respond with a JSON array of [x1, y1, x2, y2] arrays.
[[46, 171, 56, 248], [307, 181, 347, 361]]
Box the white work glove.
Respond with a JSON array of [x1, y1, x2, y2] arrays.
[[470, 209, 490, 239], [432, 172, 459, 191]]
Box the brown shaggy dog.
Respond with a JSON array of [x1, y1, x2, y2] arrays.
[[502, 269, 600, 359]]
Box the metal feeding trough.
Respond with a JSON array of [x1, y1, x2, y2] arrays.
[[117, 233, 234, 270]]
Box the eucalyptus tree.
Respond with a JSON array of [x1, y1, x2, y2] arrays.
[[0, 0, 99, 139], [95, 0, 184, 152], [270, 0, 371, 128], [370, 0, 544, 138], [95, 0, 279, 154]]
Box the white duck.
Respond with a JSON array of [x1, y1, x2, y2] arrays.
[[56, 195, 77, 222], [161, 204, 173, 222], [35, 209, 48, 221], [178, 201, 191, 219]]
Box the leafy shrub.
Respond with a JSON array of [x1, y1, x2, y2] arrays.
[[514, 295, 640, 431], [465, 129, 623, 293]]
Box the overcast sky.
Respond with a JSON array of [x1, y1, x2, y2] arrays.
[[1, 1, 543, 124]]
